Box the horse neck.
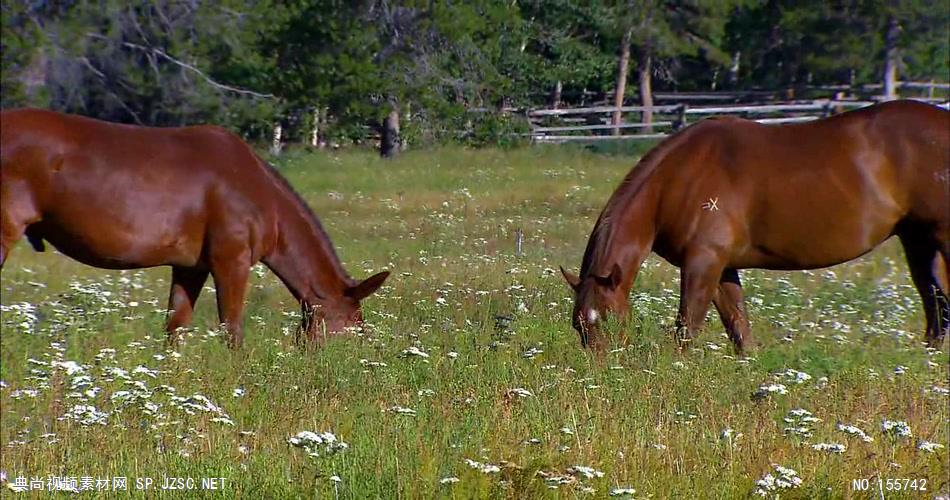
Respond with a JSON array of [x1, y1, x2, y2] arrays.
[[262, 201, 352, 305], [582, 179, 658, 294]]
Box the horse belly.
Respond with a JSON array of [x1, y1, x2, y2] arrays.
[[743, 195, 901, 270], [34, 183, 207, 270], [33, 214, 203, 269]]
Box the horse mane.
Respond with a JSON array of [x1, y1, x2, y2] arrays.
[[579, 130, 687, 278], [256, 156, 352, 282]]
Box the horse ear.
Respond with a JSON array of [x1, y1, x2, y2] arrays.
[[346, 271, 390, 301], [560, 266, 581, 291], [594, 263, 622, 289]]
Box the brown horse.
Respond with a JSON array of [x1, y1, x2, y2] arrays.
[[0, 108, 389, 347], [561, 100, 949, 352]]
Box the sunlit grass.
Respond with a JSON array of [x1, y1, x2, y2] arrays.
[[2, 145, 947, 498]]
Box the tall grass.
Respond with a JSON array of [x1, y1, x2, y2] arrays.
[[1, 146, 947, 498]]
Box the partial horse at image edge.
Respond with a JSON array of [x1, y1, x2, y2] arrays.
[[0, 107, 389, 347], [562, 99, 949, 351]]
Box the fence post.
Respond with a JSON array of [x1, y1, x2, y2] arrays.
[[672, 103, 688, 131], [822, 99, 834, 118]]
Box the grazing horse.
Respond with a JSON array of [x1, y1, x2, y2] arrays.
[[0, 108, 389, 347], [561, 100, 949, 351]]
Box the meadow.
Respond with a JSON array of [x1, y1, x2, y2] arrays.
[[1, 145, 947, 499]]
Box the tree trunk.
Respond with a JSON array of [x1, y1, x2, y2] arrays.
[[728, 51, 740, 87], [381, 107, 400, 158], [310, 107, 320, 148], [552, 80, 563, 109], [638, 50, 653, 134], [612, 28, 632, 136], [271, 122, 283, 155], [402, 102, 411, 150], [882, 15, 899, 101]]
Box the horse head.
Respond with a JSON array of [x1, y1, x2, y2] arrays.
[[560, 263, 629, 350], [301, 271, 390, 341]]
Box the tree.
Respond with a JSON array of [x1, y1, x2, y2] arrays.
[[1, 2, 46, 108], [616, 0, 741, 133], [725, 0, 948, 92], [2, 1, 279, 135]]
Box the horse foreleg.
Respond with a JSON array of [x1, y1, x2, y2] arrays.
[[165, 267, 209, 346], [210, 253, 251, 349], [711, 268, 753, 353], [0, 212, 26, 269], [1, 182, 41, 269], [900, 234, 949, 346], [675, 249, 726, 350]]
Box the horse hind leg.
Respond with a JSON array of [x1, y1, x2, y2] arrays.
[[933, 246, 949, 344], [899, 233, 949, 346], [712, 268, 754, 353], [165, 267, 209, 346]]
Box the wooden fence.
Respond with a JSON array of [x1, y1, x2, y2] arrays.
[[524, 81, 949, 143]]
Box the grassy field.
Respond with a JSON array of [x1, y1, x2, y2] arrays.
[[1, 145, 947, 499]]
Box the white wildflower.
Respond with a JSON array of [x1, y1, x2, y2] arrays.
[[568, 465, 604, 479], [287, 431, 348, 458], [754, 464, 802, 496], [359, 359, 388, 368], [610, 488, 636, 496], [464, 459, 500, 474], [400, 346, 429, 358], [881, 420, 912, 438], [389, 406, 417, 416], [778, 368, 812, 384], [522, 347, 544, 359], [132, 365, 159, 378], [837, 423, 874, 442], [507, 387, 534, 398], [51, 360, 85, 376], [811, 443, 846, 453], [917, 441, 944, 453], [753, 383, 788, 400], [60, 404, 109, 426]]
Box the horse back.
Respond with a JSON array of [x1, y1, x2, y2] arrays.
[[1, 108, 280, 269], [649, 101, 948, 269]]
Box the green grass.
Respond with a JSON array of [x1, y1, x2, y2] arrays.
[[1, 145, 947, 499]]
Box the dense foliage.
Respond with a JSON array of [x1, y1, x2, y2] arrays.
[[2, 0, 947, 146]]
